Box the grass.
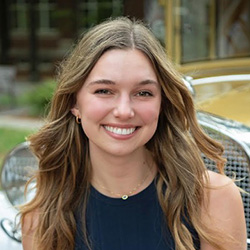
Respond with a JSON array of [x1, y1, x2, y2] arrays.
[[0, 127, 33, 167]]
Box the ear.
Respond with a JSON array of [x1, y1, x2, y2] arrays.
[[71, 106, 79, 117]]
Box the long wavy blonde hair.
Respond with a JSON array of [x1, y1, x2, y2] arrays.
[[20, 17, 226, 250]]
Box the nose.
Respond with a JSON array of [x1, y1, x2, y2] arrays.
[[113, 94, 135, 119]]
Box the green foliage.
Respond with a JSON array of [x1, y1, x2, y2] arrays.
[[21, 80, 57, 117], [0, 94, 17, 110], [0, 95, 12, 109], [0, 127, 32, 167]]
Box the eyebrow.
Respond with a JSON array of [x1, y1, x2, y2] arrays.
[[88, 79, 159, 86], [88, 79, 115, 85]]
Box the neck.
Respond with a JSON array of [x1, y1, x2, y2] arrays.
[[89, 146, 156, 198]]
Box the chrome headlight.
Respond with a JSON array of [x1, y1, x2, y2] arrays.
[[0, 142, 38, 208]]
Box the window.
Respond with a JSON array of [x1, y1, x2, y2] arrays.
[[10, 0, 29, 32], [179, 0, 250, 63], [144, 0, 165, 45], [78, 0, 123, 31], [10, 0, 56, 33], [37, 0, 56, 32], [181, 0, 211, 63], [217, 0, 250, 59]]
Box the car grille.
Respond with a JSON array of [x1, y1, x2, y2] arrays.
[[202, 126, 250, 239]]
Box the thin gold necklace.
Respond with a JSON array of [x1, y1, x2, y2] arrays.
[[94, 161, 152, 200]]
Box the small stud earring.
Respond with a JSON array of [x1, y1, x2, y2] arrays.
[[76, 116, 81, 124]]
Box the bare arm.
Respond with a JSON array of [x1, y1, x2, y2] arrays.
[[21, 211, 39, 250], [200, 171, 247, 250]]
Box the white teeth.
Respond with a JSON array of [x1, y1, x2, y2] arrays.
[[104, 126, 136, 135]]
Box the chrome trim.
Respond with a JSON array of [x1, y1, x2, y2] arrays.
[[0, 218, 21, 243], [183, 76, 195, 96], [197, 112, 250, 155], [191, 74, 250, 86]]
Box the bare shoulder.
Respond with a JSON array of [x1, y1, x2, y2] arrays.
[[205, 170, 244, 216], [205, 170, 245, 217], [22, 210, 39, 250], [207, 170, 239, 192], [200, 170, 247, 250]]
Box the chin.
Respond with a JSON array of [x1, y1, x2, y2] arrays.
[[104, 146, 142, 157]]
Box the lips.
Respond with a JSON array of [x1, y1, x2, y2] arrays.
[[103, 125, 137, 135]]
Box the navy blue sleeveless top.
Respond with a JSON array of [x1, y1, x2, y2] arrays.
[[75, 179, 200, 250]]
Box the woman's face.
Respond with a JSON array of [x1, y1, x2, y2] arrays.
[[72, 49, 161, 157]]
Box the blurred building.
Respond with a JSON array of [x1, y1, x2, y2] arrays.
[[0, 0, 249, 80]]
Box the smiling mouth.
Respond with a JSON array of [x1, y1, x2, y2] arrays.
[[103, 126, 137, 135]]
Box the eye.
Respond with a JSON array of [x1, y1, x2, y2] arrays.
[[94, 89, 112, 95], [136, 91, 153, 97]]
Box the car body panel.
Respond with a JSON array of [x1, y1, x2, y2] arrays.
[[192, 74, 250, 126]]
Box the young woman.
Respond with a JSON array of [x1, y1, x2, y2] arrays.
[[21, 17, 247, 250]]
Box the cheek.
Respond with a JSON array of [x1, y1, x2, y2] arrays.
[[140, 104, 161, 126], [79, 98, 111, 121]]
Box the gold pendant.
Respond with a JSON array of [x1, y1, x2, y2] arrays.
[[122, 195, 128, 200]]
